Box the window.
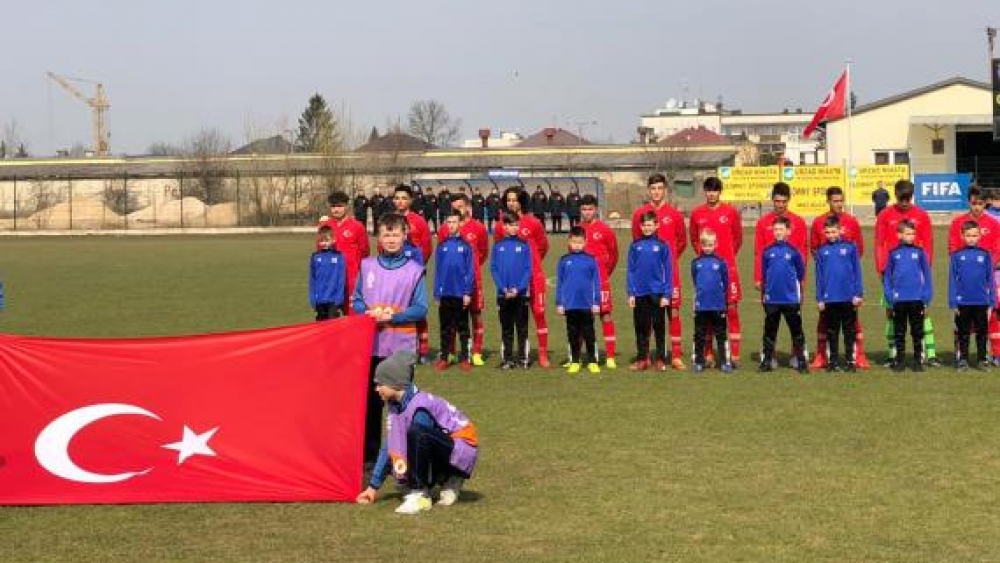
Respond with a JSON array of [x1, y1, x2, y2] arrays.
[[874, 151, 890, 165], [893, 151, 910, 164]]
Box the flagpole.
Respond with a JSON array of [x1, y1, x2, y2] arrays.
[[845, 59, 854, 214]]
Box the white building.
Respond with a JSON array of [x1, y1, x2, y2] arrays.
[[639, 99, 823, 165]]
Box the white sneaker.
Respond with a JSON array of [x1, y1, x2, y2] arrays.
[[395, 491, 432, 514], [437, 476, 465, 506]]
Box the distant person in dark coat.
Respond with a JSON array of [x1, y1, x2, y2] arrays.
[[872, 181, 890, 216], [566, 186, 582, 228], [549, 187, 566, 233]]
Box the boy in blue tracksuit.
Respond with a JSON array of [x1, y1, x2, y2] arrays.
[[815, 215, 864, 372], [309, 225, 347, 320], [949, 220, 996, 370], [490, 213, 533, 369], [627, 211, 673, 371], [556, 226, 602, 374], [434, 212, 475, 371], [691, 229, 732, 373], [758, 216, 808, 373], [884, 219, 934, 372]]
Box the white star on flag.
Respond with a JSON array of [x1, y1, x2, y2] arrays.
[[162, 426, 219, 465]]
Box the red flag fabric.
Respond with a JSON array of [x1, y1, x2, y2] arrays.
[[0, 316, 375, 505], [803, 70, 848, 138]]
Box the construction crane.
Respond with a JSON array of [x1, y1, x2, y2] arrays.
[[46, 71, 111, 156]]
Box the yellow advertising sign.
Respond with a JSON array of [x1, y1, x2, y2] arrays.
[[716, 166, 779, 202], [779, 166, 845, 216], [850, 165, 910, 205]]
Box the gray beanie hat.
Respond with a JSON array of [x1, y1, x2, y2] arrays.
[[373, 350, 417, 390]]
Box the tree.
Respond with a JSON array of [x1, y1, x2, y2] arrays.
[[182, 128, 232, 204], [147, 142, 183, 156], [296, 94, 340, 153], [407, 99, 461, 147], [3, 120, 27, 158]]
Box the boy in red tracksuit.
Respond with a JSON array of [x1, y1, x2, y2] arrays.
[[754, 182, 809, 367], [493, 187, 551, 367], [631, 172, 687, 369], [948, 185, 1000, 364], [437, 193, 490, 365], [317, 191, 370, 315], [388, 184, 434, 362], [808, 186, 870, 370], [689, 176, 743, 363], [580, 194, 620, 368], [874, 179, 938, 366]]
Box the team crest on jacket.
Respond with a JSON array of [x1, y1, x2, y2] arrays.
[[343, 230, 353, 238], [720, 215, 728, 224]]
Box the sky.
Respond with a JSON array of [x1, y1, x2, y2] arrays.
[[2, 0, 996, 155]]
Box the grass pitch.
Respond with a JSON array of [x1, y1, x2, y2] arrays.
[[3, 228, 1000, 563]]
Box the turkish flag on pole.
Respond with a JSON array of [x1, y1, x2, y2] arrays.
[[803, 70, 848, 138], [0, 316, 375, 505]]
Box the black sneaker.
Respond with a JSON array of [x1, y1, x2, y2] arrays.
[[978, 359, 992, 370], [520, 359, 532, 370], [925, 357, 942, 368], [795, 357, 809, 374], [499, 361, 515, 370], [956, 359, 970, 372], [891, 360, 906, 373], [757, 360, 773, 373], [843, 362, 857, 373], [882, 356, 896, 368], [912, 359, 924, 373], [825, 362, 837, 373]]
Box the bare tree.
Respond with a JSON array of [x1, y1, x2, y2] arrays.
[[182, 128, 232, 204], [407, 99, 461, 147], [3, 120, 29, 158], [26, 180, 63, 228], [147, 142, 183, 157], [101, 178, 140, 215]]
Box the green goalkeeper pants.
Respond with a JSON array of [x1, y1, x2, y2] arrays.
[[884, 312, 936, 359]]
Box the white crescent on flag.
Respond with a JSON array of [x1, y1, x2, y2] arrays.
[[34, 403, 160, 484]]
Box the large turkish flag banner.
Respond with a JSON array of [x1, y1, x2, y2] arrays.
[[0, 316, 375, 505]]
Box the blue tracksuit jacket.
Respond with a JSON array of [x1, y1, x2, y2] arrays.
[[761, 240, 805, 305], [556, 251, 600, 311], [883, 243, 933, 305], [814, 240, 863, 304], [309, 248, 346, 308], [692, 253, 729, 312], [627, 235, 673, 298], [402, 241, 425, 266], [434, 235, 474, 299], [490, 236, 533, 297], [949, 245, 995, 308]]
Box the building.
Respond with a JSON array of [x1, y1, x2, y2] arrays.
[[639, 99, 823, 165], [462, 130, 524, 149], [825, 77, 997, 185]]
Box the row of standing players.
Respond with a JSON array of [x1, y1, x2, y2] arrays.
[[315, 176, 1000, 514], [350, 184, 586, 234], [310, 174, 1000, 376]]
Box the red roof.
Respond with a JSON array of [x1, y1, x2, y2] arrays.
[[517, 127, 591, 147], [661, 126, 729, 146]]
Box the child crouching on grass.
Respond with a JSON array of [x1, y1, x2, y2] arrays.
[[356, 351, 478, 514]]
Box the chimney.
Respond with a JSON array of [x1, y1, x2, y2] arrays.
[[544, 127, 557, 144], [637, 126, 649, 145], [478, 128, 491, 148]]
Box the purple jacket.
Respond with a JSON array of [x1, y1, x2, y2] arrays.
[[387, 390, 479, 482]]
